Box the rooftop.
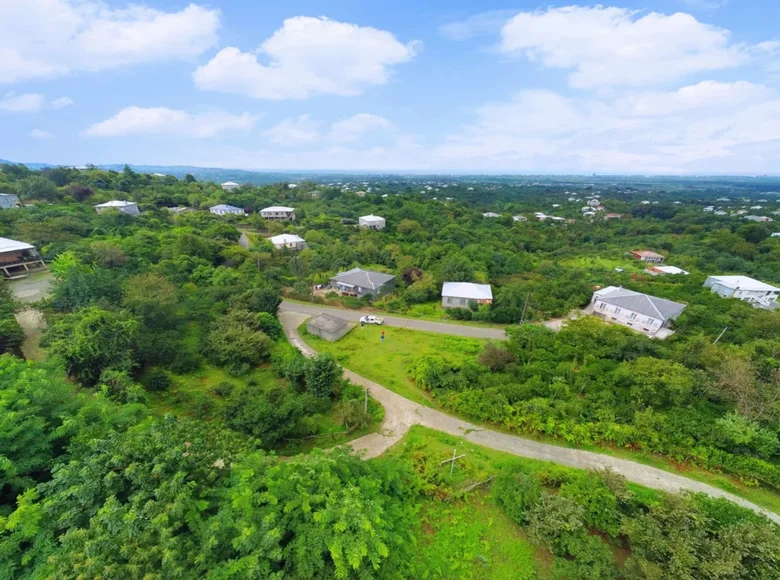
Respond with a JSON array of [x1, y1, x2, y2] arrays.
[[0, 237, 35, 253], [94, 200, 136, 208], [360, 214, 385, 221], [706, 275, 780, 292], [211, 204, 243, 211], [269, 234, 305, 244], [594, 286, 686, 322], [442, 282, 493, 301], [307, 313, 349, 334], [631, 250, 664, 259], [261, 206, 295, 212], [331, 268, 395, 289], [648, 266, 689, 275], [221, 181, 239, 186]]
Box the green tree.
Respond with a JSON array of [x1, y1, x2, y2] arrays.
[[17, 175, 58, 201], [123, 273, 178, 329], [45, 307, 138, 385], [304, 353, 342, 397], [0, 280, 23, 356]]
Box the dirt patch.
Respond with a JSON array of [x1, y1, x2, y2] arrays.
[[15, 308, 47, 361]]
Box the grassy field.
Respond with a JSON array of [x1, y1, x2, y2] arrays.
[[558, 255, 644, 272], [299, 322, 486, 406], [385, 426, 659, 579]]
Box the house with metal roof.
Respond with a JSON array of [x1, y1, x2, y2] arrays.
[[590, 286, 686, 338], [441, 282, 493, 309], [630, 250, 664, 264], [306, 313, 350, 342], [268, 233, 306, 250], [210, 204, 245, 216], [221, 181, 240, 191], [359, 214, 386, 230], [704, 275, 779, 309], [645, 265, 689, 276], [260, 206, 295, 221], [0, 237, 46, 278], [0, 193, 21, 209], [330, 268, 396, 298], [94, 200, 140, 216]]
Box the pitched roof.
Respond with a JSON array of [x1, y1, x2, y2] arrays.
[[261, 206, 295, 212], [211, 204, 243, 211], [594, 287, 686, 322], [442, 282, 493, 300], [94, 200, 136, 208], [0, 237, 34, 253], [631, 250, 664, 259], [269, 234, 305, 244], [221, 181, 239, 186], [331, 268, 395, 289], [706, 276, 780, 292], [359, 214, 385, 221], [307, 313, 349, 333], [648, 266, 688, 275]]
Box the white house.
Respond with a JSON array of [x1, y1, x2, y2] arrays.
[[94, 200, 140, 216], [591, 286, 686, 339], [704, 275, 780, 309], [743, 215, 773, 222], [771, 232, 780, 238], [645, 265, 689, 276], [269, 233, 307, 250], [0, 193, 20, 209], [441, 282, 493, 309], [513, 215, 527, 222], [359, 214, 386, 230], [210, 204, 245, 216], [221, 181, 240, 192], [482, 212, 500, 218], [260, 206, 295, 221]]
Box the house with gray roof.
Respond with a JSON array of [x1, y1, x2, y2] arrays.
[[0, 193, 20, 209], [306, 313, 350, 342], [330, 268, 396, 299], [210, 204, 245, 216], [590, 286, 686, 339]]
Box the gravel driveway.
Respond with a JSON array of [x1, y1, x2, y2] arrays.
[[280, 310, 780, 524]]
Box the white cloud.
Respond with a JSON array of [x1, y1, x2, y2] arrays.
[[0, 1, 220, 84], [0, 92, 45, 112], [30, 129, 53, 139], [264, 113, 395, 146], [435, 81, 780, 173], [52, 96, 75, 109], [264, 115, 322, 146], [439, 10, 519, 40], [329, 113, 394, 142], [83, 106, 257, 137], [193, 16, 419, 99], [500, 6, 747, 88]]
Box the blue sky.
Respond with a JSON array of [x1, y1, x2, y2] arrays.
[[2, 0, 780, 174]]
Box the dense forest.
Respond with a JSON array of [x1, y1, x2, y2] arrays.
[[1, 163, 779, 578]]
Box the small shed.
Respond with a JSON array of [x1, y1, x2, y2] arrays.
[[306, 313, 350, 342]]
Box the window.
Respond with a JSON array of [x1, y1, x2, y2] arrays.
[[460, 298, 466, 306], [446, 297, 453, 304], [615, 308, 621, 315], [598, 302, 606, 310], [629, 312, 637, 320]]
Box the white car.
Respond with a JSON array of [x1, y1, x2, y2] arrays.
[[360, 315, 384, 325]]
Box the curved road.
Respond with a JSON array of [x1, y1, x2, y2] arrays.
[[280, 309, 780, 525]]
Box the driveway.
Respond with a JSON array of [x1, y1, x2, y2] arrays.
[[280, 310, 780, 525], [281, 301, 507, 339]]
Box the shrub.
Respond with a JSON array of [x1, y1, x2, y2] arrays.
[[560, 473, 622, 538], [210, 381, 234, 398], [492, 465, 543, 525], [526, 492, 585, 555], [145, 368, 172, 392], [304, 354, 342, 398], [446, 307, 472, 321]]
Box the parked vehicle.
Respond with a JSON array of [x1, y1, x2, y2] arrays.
[[360, 315, 384, 325]]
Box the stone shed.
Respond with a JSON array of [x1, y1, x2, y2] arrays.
[[306, 313, 350, 342]]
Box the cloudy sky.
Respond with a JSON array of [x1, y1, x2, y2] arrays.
[[2, 0, 780, 174]]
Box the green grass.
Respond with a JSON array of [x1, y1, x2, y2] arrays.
[[384, 426, 664, 579], [558, 255, 643, 272], [299, 322, 485, 406]]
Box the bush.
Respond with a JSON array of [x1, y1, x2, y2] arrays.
[[304, 354, 342, 398], [210, 381, 234, 398], [560, 473, 622, 538], [256, 312, 283, 340], [169, 350, 201, 374], [335, 399, 371, 430], [526, 492, 585, 555], [145, 368, 172, 392], [446, 307, 472, 321], [492, 465, 543, 525]]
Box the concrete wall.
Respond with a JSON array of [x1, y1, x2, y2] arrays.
[[592, 299, 662, 336], [441, 296, 491, 309], [306, 322, 349, 342]]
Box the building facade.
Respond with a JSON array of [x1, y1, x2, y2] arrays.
[[704, 275, 780, 308], [260, 206, 296, 221], [0, 237, 46, 278], [210, 204, 245, 216], [358, 215, 386, 230], [441, 282, 493, 308], [94, 200, 140, 216], [591, 286, 686, 338], [269, 234, 306, 250], [329, 268, 396, 298]]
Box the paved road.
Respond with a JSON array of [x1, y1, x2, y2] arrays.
[[280, 301, 507, 339], [281, 310, 780, 525]]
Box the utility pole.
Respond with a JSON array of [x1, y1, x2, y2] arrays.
[[364, 385, 368, 414], [713, 326, 729, 344]]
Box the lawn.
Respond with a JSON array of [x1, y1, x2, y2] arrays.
[[299, 322, 486, 406], [384, 426, 656, 579], [558, 255, 643, 272]]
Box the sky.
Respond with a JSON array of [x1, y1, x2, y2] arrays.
[[2, 0, 780, 174]]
